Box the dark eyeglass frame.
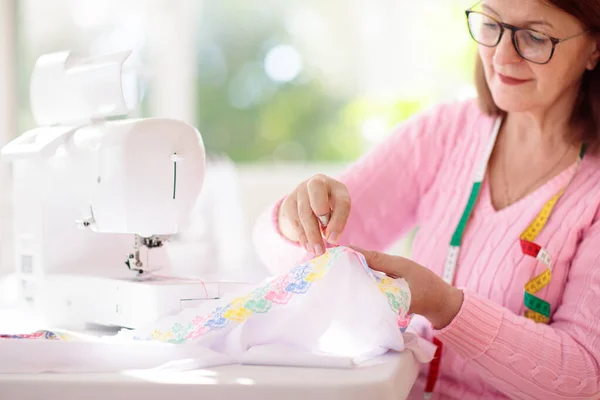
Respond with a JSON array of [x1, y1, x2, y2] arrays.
[[465, 9, 589, 65]]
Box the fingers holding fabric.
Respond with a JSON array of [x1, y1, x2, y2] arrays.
[[277, 174, 353, 256]]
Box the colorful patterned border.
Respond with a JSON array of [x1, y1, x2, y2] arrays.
[[0, 330, 74, 340], [0, 247, 413, 343], [139, 246, 412, 343]]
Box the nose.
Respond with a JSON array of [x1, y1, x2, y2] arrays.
[[493, 30, 522, 66]]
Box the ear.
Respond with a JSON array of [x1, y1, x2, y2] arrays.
[[586, 37, 600, 71]]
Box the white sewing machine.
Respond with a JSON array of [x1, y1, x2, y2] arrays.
[[1, 50, 247, 329]]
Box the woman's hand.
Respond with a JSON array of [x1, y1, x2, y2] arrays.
[[278, 174, 351, 256], [352, 246, 464, 330]]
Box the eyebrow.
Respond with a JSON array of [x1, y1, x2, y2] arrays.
[[481, 4, 555, 29]]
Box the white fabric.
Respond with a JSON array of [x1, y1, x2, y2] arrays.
[[0, 247, 435, 373]]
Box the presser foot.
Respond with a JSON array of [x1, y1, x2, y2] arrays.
[[124, 234, 169, 275]]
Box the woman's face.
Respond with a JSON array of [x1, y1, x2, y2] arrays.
[[478, 0, 599, 114]]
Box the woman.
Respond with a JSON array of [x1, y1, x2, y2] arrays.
[[253, 0, 600, 399]]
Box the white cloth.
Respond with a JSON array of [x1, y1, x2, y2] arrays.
[[0, 247, 435, 373]]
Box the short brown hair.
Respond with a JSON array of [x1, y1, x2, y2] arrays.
[[475, 1, 600, 150]]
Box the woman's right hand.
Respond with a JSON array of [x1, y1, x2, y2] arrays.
[[278, 174, 351, 256]]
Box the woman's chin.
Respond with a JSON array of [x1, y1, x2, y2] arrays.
[[490, 92, 535, 113]]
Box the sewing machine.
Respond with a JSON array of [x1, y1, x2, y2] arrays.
[[1, 50, 247, 329]]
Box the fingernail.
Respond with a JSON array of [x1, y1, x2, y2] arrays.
[[314, 244, 324, 255], [302, 242, 309, 252], [327, 232, 338, 243], [317, 214, 330, 227]]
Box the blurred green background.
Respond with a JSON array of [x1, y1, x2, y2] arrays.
[[15, 0, 477, 163]]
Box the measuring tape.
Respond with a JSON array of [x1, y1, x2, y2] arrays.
[[423, 118, 585, 398]]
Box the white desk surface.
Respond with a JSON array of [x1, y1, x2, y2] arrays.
[[0, 308, 420, 400], [0, 352, 418, 400]]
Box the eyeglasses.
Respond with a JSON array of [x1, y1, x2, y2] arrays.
[[465, 9, 589, 64]]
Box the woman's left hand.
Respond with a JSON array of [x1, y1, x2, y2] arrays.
[[351, 246, 464, 330]]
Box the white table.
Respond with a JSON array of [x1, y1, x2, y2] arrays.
[[0, 308, 420, 400], [0, 351, 418, 400]]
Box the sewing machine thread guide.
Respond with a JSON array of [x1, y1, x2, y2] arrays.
[[171, 152, 184, 200], [173, 158, 177, 199]]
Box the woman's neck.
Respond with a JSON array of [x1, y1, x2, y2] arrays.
[[489, 88, 584, 210], [503, 81, 582, 153], [504, 112, 571, 152]]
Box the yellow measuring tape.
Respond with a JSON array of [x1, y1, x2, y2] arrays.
[[519, 142, 585, 324], [519, 191, 562, 323], [520, 189, 564, 242]]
